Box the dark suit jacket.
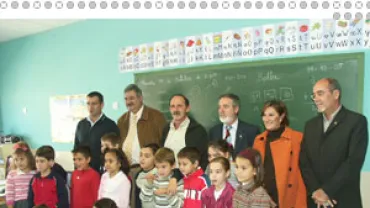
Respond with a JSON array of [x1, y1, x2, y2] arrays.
[[162, 117, 209, 171], [299, 106, 368, 208], [74, 114, 120, 173], [209, 119, 260, 158]]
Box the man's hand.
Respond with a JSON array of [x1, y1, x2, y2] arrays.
[[154, 188, 168, 195], [312, 189, 337, 207], [167, 178, 178, 195]]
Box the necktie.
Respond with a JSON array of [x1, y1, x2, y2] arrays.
[[224, 125, 232, 146], [123, 114, 137, 165]]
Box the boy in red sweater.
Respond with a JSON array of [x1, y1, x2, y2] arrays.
[[177, 147, 210, 208], [70, 145, 100, 208], [27, 146, 69, 208]]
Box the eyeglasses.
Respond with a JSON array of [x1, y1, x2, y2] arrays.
[[310, 89, 334, 100]]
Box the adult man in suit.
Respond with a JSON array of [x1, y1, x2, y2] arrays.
[[162, 94, 208, 170], [209, 93, 260, 158], [299, 78, 368, 208], [74, 91, 120, 173], [117, 84, 166, 208]]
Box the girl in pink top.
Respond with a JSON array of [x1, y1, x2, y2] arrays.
[[5, 142, 36, 208], [201, 157, 235, 208]]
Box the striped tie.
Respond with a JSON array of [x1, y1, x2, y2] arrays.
[[224, 125, 232, 146]]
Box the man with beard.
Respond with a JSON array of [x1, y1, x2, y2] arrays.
[[162, 94, 208, 170], [74, 91, 120, 173], [209, 93, 260, 158]]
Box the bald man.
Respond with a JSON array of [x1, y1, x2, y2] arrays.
[[300, 78, 368, 208]]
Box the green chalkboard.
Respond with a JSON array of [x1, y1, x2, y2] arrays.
[[135, 52, 364, 132]]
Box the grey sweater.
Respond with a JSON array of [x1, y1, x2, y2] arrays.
[[140, 172, 184, 208]]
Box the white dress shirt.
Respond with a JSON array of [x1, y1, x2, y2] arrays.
[[164, 117, 190, 166], [123, 105, 144, 164], [323, 105, 342, 132], [86, 113, 103, 127]]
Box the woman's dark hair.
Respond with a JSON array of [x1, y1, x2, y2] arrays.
[[104, 149, 130, 176], [94, 198, 118, 208], [236, 148, 264, 191], [261, 99, 289, 126], [208, 139, 234, 160]]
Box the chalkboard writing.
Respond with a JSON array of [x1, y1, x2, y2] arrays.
[[135, 53, 364, 132]]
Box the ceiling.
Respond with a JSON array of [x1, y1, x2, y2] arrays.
[[0, 19, 82, 43]]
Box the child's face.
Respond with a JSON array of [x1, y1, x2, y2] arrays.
[[210, 162, 230, 188], [235, 157, 256, 184], [208, 147, 229, 162], [14, 153, 29, 172], [101, 141, 119, 153], [140, 148, 155, 171], [73, 153, 91, 171], [155, 161, 174, 178], [35, 156, 53, 174], [104, 152, 121, 174], [178, 157, 198, 176]]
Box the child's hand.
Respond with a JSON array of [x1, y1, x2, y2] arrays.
[[154, 188, 167, 196], [145, 173, 156, 180], [145, 173, 156, 184], [167, 178, 178, 195], [146, 177, 154, 184]]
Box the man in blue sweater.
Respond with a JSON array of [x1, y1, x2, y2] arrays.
[[74, 91, 120, 173]]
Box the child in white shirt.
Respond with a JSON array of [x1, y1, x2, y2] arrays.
[[98, 149, 131, 208]]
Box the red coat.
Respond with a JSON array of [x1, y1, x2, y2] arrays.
[[183, 167, 211, 208], [201, 182, 235, 208], [253, 127, 307, 208], [70, 168, 100, 208]]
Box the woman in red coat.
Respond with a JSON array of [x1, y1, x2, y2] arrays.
[[253, 100, 307, 208]]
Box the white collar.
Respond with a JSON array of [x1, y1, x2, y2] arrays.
[[170, 116, 190, 129], [87, 113, 103, 125], [323, 105, 342, 121], [224, 118, 238, 129], [130, 105, 144, 119]]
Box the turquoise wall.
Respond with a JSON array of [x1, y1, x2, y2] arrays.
[[0, 19, 369, 171]]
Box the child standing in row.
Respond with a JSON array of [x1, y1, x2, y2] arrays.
[[27, 146, 69, 208], [5, 142, 36, 208], [135, 143, 160, 208], [201, 157, 235, 208], [98, 149, 131, 208], [70, 146, 100, 208], [140, 147, 184, 208], [100, 133, 121, 174], [43, 146, 67, 183], [206, 140, 238, 188], [101, 133, 120, 153], [178, 147, 210, 208], [233, 148, 276, 208]]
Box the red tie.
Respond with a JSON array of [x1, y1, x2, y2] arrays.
[[224, 126, 231, 141]]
